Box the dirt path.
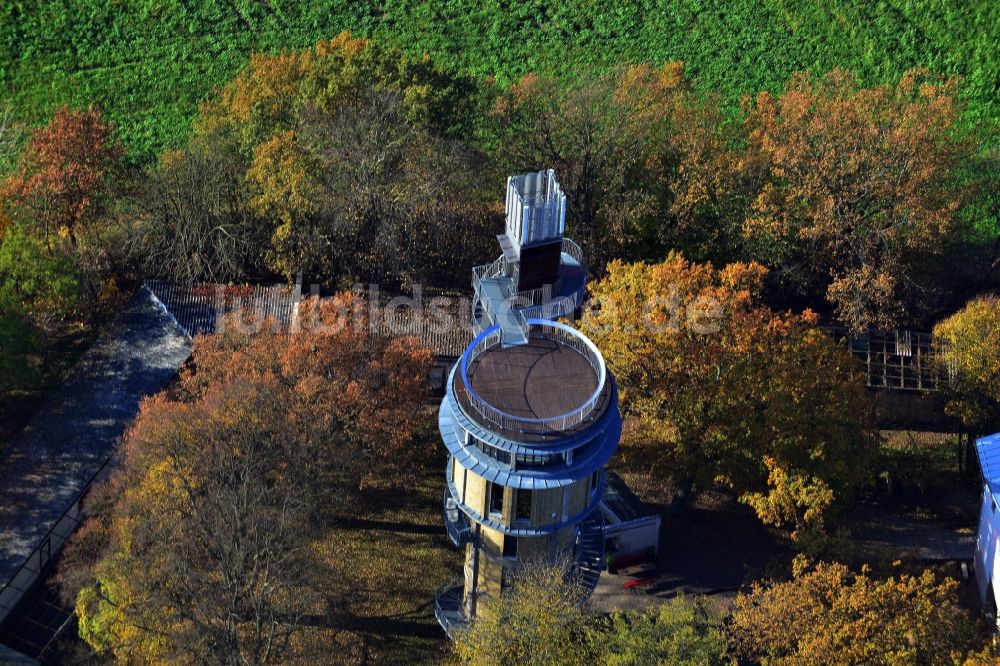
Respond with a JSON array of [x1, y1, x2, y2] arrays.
[[0, 288, 190, 583], [850, 506, 976, 562]]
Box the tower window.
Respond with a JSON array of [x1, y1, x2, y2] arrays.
[[470, 437, 512, 466], [515, 488, 532, 522], [503, 536, 518, 558], [489, 483, 504, 516]]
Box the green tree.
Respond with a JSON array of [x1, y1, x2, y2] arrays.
[[454, 562, 727, 666], [453, 560, 592, 666], [592, 597, 725, 666], [0, 217, 79, 392], [0, 219, 79, 320]]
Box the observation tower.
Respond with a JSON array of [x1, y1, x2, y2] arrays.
[[435, 170, 622, 635]]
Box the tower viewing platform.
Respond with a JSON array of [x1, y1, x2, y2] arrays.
[[435, 170, 622, 637], [455, 320, 612, 439]]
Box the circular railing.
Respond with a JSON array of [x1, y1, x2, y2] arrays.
[[459, 319, 607, 432]]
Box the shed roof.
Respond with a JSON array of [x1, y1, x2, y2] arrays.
[[976, 432, 1000, 496]]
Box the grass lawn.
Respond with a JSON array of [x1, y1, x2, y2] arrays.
[[311, 443, 462, 665], [2, 1, 994, 162]]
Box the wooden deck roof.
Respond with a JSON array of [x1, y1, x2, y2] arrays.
[[455, 332, 612, 440]]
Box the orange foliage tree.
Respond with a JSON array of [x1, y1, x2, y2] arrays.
[[580, 254, 875, 545], [3, 106, 122, 249], [743, 69, 974, 331], [73, 294, 433, 661]]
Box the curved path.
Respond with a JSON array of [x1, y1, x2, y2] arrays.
[[0, 287, 190, 583]]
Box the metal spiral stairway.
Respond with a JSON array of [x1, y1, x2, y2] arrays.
[[434, 578, 468, 639], [574, 511, 606, 595]]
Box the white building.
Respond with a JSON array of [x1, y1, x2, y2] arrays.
[[974, 432, 1000, 615]]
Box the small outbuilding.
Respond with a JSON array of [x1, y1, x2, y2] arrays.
[[600, 471, 661, 568], [974, 432, 1000, 616]]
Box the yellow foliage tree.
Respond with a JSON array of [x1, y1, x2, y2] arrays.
[[580, 253, 875, 543], [934, 295, 1000, 432], [729, 560, 983, 665], [246, 129, 326, 280]]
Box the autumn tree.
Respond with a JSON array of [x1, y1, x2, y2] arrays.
[[453, 559, 593, 666], [3, 106, 122, 249], [77, 385, 327, 663], [494, 63, 743, 269], [246, 128, 326, 281], [494, 66, 673, 266], [190, 32, 494, 288], [580, 254, 875, 546], [728, 559, 982, 665], [934, 295, 1000, 432], [132, 132, 261, 283], [70, 295, 433, 661], [742, 69, 975, 331]]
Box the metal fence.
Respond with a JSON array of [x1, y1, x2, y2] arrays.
[[0, 453, 115, 630], [144, 281, 297, 337], [823, 327, 952, 392], [369, 308, 472, 358]]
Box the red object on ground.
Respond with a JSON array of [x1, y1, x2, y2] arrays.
[[623, 577, 657, 589]]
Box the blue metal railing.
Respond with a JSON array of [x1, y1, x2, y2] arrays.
[[434, 577, 468, 638]]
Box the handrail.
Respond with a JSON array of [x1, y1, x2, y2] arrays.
[[0, 451, 115, 618], [562, 238, 585, 266], [519, 296, 575, 322], [459, 319, 607, 432], [443, 487, 473, 546], [472, 255, 507, 283]]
